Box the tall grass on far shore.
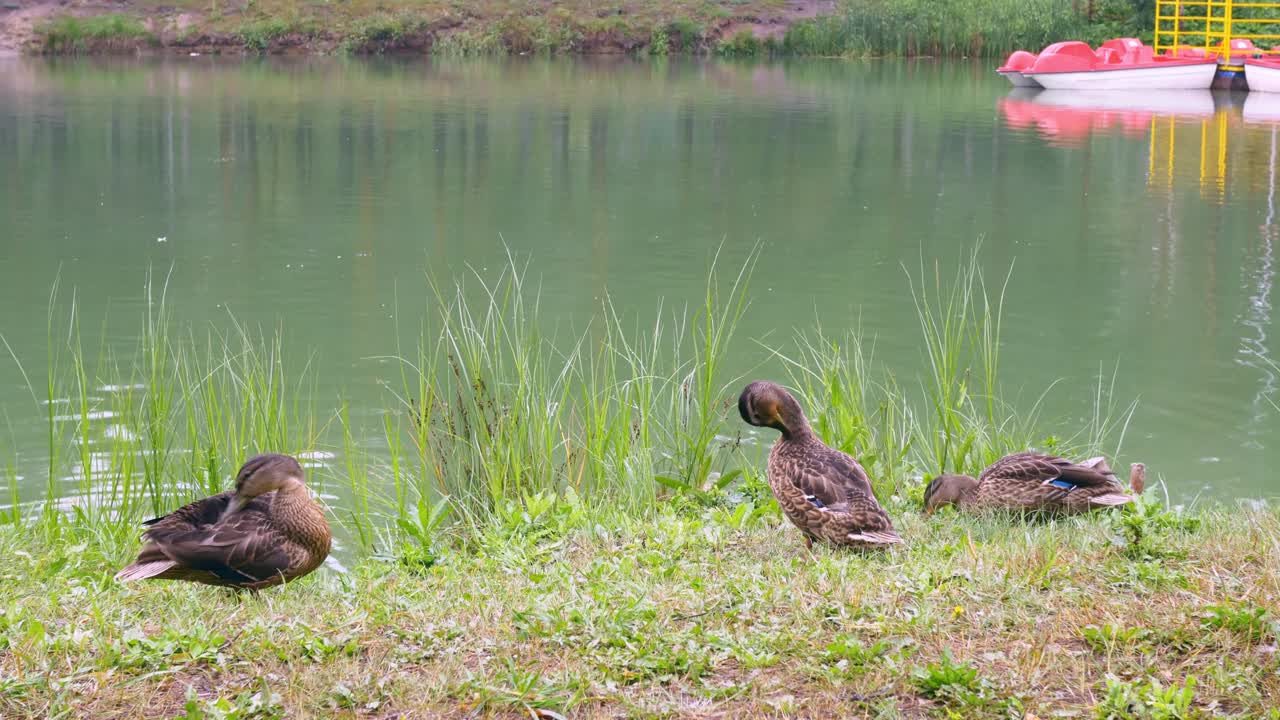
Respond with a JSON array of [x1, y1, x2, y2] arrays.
[[784, 0, 1094, 58], [2, 251, 1136, 562], [35, 14, 154, 54]]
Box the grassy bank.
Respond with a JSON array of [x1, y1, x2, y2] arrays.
[[24, 0, 805, 56], [5, 255, 1273, 716], [20, 0, 1153, 57], [3, 502, 1278, 717]]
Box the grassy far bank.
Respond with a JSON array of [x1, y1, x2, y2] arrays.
[[12, 0, 1156, 57], [3, 502, 1279, 718]]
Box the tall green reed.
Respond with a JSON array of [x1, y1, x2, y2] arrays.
[[773, 251, 1132, 499], [770, 322, 919, 500], [4, 272, 322, 544], [377, 250, 755, 538], [784, 0, 1095, 58]]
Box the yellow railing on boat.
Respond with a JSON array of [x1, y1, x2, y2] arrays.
[[1155, 0, 1280, 60]]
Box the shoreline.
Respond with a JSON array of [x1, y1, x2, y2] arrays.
[[0, 1, 1140, 60], [1, 0, 840, 57]]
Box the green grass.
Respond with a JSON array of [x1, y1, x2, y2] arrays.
[[781, 0, 1154, 58], [2, 502, 1276, 717], [235, 17, 317, 53], [35, 14, 155, 54], [27, 0, 1156, 57], [340, 12, 431, 54]]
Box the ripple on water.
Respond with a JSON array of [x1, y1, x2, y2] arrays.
[[52, 410, 116, 422], [103, 424, 137, 442], [43, 396, 105, 406]]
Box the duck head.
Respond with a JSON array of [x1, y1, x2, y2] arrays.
[[738, 381, 811, 440], [922, 473, 978, 515], [223, 453, 306, 519]]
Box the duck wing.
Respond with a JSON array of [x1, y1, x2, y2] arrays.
[[790, 450, 877, 509], [830, 494, 900, 538], [982, 452, 1122, 490], [152, 504, 294, 586], [117, 492, 235, 583], [795, 451, 899, 543], [140, 491, 234, 533]]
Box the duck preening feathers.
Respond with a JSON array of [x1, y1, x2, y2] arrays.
[[738, 380, 902, 549], [115, 453, 331, 590]]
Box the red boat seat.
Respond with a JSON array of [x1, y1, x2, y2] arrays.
[[998, 49, 1038, 73], [1030, 41, 1100, 74], [1095, 47, 1122, 65], [1166, 46, 1217, 60], [1099, 38, 1154, 64], [1100, 38, 1142, 53]]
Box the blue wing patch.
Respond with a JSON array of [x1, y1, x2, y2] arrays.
[[1046, 479, 1076, 490], [805, 494, 826, 508]]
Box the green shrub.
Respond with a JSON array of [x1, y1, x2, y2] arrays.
[[37, 14, 152, 54], [1096, 676, 1200, 720], [666, 17, 703, 52], [343, 12, 428, 53], [717, 29, 763, 56], [649, 25, 671, 55], [236, 18, 293, 53]]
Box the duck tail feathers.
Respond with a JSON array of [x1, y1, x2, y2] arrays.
[[115, 560, 177, 582], [847, 530, 904, 545]]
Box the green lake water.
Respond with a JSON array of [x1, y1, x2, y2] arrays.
[[2, 56, 1278, 506]]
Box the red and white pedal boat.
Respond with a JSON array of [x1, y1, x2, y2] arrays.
[[1245, 56, 1280, 94], [1023, 39, 1219, 91]]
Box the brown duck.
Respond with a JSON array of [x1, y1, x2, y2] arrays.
[[116, 453, 331, 590], [738, 380, 902, 549], [923, 451, 1142, 516]]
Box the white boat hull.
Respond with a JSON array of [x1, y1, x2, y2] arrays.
[[1246, 62, 1280, 93], [998, 70, 1042, 88], [1027, 62, 1218, 90]]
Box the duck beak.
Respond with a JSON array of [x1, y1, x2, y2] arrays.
[[221, 494, 248, 522]]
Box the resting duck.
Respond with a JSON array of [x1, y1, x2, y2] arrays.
[[738, 380, 902, 549], [116, 453, 331, 590], [923, 451, 1142, 516]]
